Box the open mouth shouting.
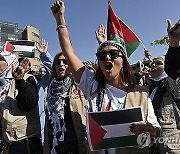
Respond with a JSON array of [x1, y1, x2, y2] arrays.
[[105, 62, 113, 71], [58, 67, 65, 73]]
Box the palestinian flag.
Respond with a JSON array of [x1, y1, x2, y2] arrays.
[[87, 106, 144, 151], [107, 1, 141, 57], [4, 40, 36, 58]]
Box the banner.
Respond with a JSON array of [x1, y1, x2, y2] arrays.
[[87, 106, 144, 151], [4, 40, 36, 58]]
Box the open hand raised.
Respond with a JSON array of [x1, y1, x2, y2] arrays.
[[12, 58, 31, 80], [95, 24, 107, 44], [36, 39, 48, 54]]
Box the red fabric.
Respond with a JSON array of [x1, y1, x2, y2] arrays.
[[108, 2, 140, 44], [105, 100, 111, 111], [5, 42, 15, 52], [88, 114, 107, 150]]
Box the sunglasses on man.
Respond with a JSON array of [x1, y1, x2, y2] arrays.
[[54, 59, 67, 65], [96, 49, 123, 61]]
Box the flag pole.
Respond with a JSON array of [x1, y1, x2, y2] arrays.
[[139, 39, 147, 50]]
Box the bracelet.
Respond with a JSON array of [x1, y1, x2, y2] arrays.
[[56, 25, 66, 31]]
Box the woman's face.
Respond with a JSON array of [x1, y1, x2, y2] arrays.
[[54, 55, 70, 79], [150, 57, 164, 78], [98, 45, 123, 84]]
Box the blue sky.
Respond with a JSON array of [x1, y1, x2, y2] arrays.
[[0, 0, 180, 64]]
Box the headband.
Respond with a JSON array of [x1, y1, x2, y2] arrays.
[[97, 40, 127, 58]]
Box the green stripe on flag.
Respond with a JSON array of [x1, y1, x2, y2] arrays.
[[110, 34, 125, 47], [13, 51, 35, 58], [109, 34, 140, 58], [126, 42, 140, 57], [96, 135, 138, 150]]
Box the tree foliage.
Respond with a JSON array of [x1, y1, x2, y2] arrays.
[[83, 61, 98, 71], [150, 35, 169, 46]]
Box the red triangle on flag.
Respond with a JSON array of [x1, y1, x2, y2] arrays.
[[5, 42, 15, 52], [105, 100, 111, 111], [88, 114, 107, 150]]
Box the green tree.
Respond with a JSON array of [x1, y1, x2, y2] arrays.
[[150, 35, 169, 46], [83, 61, 98, 71]]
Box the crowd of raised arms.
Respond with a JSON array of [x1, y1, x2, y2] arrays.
[[0, 0, 179, 154]]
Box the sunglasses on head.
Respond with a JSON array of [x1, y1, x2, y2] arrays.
[[96, 49, 122, 61], [54, 59, 67, 65]]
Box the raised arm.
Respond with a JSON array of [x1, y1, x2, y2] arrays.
[[51, 0, 85, 83], [164, 19, 180, 79], [167, 19, 180, 47], [36, 39, 53, 75], [13, 58, 39, 111], [144, 49, 153, 62]]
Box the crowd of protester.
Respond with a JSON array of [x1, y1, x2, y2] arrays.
[[0, 0, 179, 154]]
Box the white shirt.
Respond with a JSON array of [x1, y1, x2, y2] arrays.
[[76, 67, 160, 154], [77, 67, 160, 128]]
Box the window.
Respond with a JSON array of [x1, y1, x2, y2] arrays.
[[8, 34, 16, 40], [1, 25, 15, 34], [32, 32, 40, 39], [1, 33, 8, 42]]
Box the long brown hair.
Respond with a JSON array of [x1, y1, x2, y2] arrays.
[[95, 55, 135, 90], [48, 52, 63, 87]]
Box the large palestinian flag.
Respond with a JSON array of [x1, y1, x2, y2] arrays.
[[4, 40, 36, 58], [87, 106, 144, 151], [107, 2, 141, 57]]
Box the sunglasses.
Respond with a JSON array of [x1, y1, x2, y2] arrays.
[[54, 59, 67, 65], [96, 49, 122, 61]]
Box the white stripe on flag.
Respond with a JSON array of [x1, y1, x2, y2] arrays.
[[102, 123, 134, 139], [14, 45, 35, 52]]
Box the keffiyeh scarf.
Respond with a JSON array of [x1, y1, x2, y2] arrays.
[[0, 67, 12, 148], [0, 67, 13, 107], [0, 78, 10, 104], [46, 74, 73, 154], [0, 52, 19, 106]]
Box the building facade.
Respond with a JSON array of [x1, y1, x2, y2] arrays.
[[22, 25, 42, 73], [0, 20, 23, 51], [22, 25, 40, 43]]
